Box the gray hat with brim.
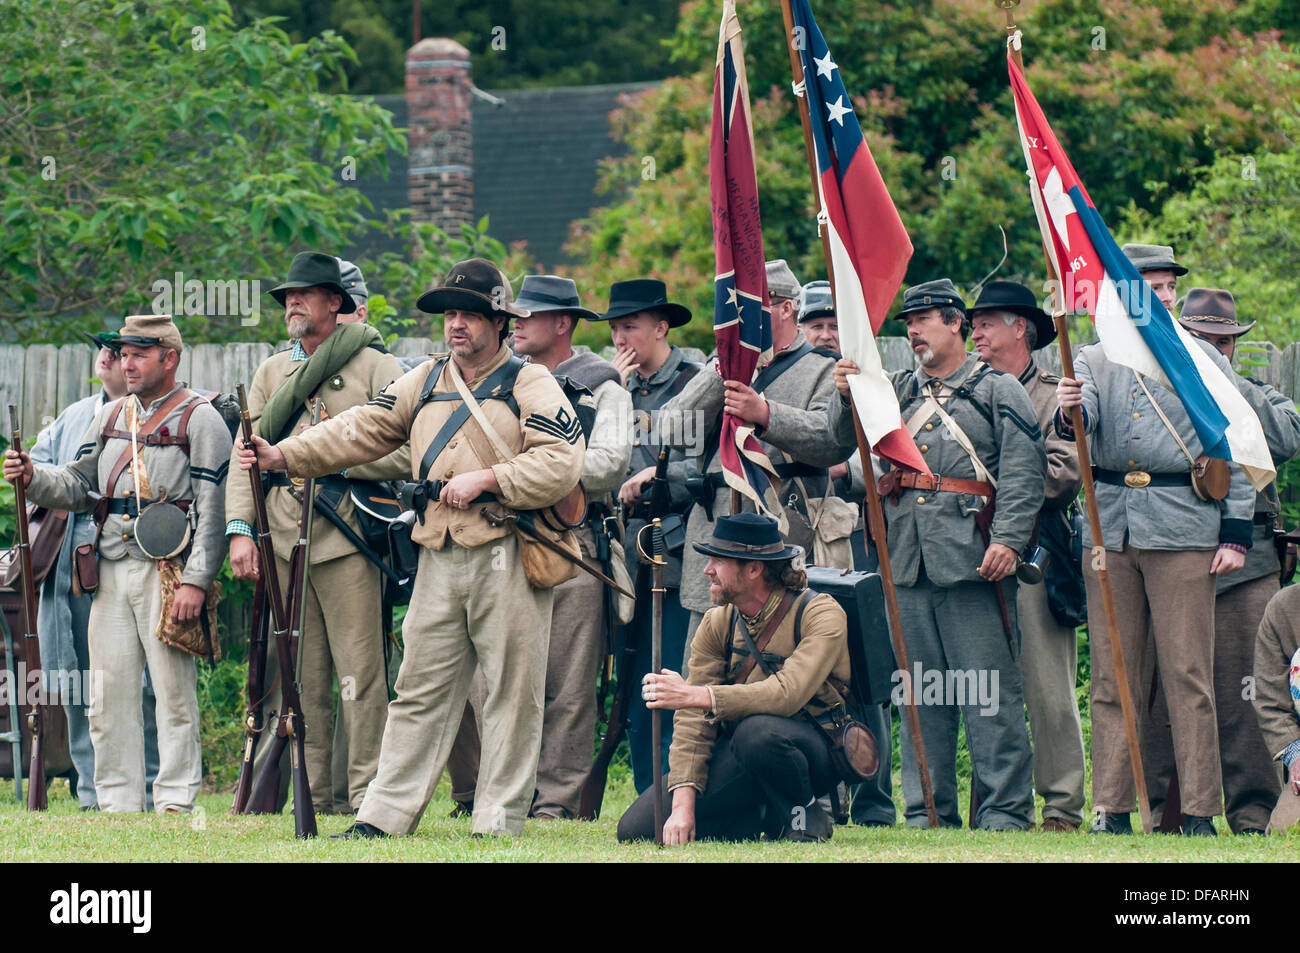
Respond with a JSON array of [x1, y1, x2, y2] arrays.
[[269, 251, 357, 314], [798, 280, 834, 322], [514, 275, 600, 322], [337, 258, 368, 302], [1121, 243, 1188, 276]]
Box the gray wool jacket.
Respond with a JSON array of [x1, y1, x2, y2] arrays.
[[829, 353, 1046, 589], [657, 332, 851, 613], [1057, 341, 1256, 553], [26, 386, 233, 590], [1218, 372, 1300, 593]]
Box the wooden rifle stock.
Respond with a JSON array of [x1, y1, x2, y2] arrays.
[[231, 572, 268, 814], [578, 637, 637, 820], [236, 386, 316, 836], [8, 406, 46, 811]]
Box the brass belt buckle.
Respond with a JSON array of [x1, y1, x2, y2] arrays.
[[1124, 470, 1151, 488]]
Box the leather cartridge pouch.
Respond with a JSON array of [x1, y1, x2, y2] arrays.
[[1190, 455, 1230, 502], [72, 542, 99, 597], [154, 560, 221, 661]]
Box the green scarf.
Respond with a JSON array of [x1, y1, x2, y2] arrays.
[[259, 323, 386, 440]]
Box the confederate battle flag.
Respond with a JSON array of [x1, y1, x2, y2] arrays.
[[709, 0, 783, 522]]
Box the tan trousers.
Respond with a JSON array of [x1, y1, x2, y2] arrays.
[[1017, 578, 1086, 826], [253, 551, 388, 813], [533, 525, 606, 818], [88, 557, 200, 812], [446, 671, 488, 804], [356, 537, 553, 836], [1086, 545, 1222, 817], [1141, 573, 1282, 832]]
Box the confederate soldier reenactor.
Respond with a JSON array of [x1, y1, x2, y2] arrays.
[[830, 279, 1046, 830], [600, 278, 701, 794], [1056, 267, 1258, 836], [5, 315, 231, 813], [1141, 288, 1300, 834], [798, 279, 840, 353], [661, 260, 850, 652], [618, 513, 851, 844], [225, 251, 409, 815], [510, 275, 633, 819], [1252, 584, 1300, 834], [969, 280, 1086, 832], [238, 258, 585, 837]]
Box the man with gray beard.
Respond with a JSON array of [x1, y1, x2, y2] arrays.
[[225, 251, 409, 816]]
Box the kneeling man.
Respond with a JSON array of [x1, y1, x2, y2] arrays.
[[618, 513, 850, 844]]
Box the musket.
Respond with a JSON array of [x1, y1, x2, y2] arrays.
[[8, 406, 46, 811], [241, 387, 317, 837], [646, 448, 671, 845], [230, 571, 268, 815]]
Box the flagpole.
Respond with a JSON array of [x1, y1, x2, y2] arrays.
[[779, 0, 939, 828], [999, 0, 1152, 835]]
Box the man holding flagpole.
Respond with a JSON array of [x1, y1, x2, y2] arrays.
[[1005, 42, 1275, 835], [830, 282, 1046, 830]]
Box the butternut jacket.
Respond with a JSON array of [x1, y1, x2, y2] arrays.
[[1252, 586, 1300, 762], [667, 590, 849, 793], [278, 343, 585, 551], [224, 343, 409, 564]]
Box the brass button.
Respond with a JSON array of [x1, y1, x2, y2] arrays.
[[449, 440, 458, 449], [920, 445, 929, 453], [1132, 412, 1140, 420], [626, 467, 633, 475], [445, 471, 454, 479], [123, 489, 132, 497], [924, 423, 934, 432], [633, 439, 641, 447], [640, 389, 649, 397], [1132, 391, 1137, 398], [1127, 460, 1136, 467], [121, 533, 130, 541], [916, 496, 926, 505], [122, 514, 131, 522]]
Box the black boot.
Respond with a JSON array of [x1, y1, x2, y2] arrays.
[[330, 822, 389, 840], [1183, 815, 1217, 837], [1090, 811, 1133, 834]]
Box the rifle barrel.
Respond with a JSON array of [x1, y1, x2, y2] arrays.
[[8, 405, 46, 812]]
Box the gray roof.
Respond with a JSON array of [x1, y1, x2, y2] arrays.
[[472, 82, 656, 267], [349, 93, 410, 263]]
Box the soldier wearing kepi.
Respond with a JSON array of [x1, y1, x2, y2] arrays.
[[1056, 269, 1258, 836], [661, 259, 850, 654], [600, 278, 701, 794], [830, 279, 1046, 830], [1140, 288, 1300, 834], [225, 251, 409, 816], [4, 315, 231, 813], [969, 280, 1086, 832], [237, 258, 585, 837], [510, 275, 633, 819]]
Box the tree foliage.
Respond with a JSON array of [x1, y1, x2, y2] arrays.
[[563, 0, 1300, 351]]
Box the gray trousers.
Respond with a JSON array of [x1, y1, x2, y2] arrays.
[[1017, 578, 1086, 826], [1142, 573, 1282, 831], [895, 572, 1034, 830]]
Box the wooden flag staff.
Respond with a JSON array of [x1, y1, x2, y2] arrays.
[[778, 0, 939, 828], [998, 0, 1152, 834]]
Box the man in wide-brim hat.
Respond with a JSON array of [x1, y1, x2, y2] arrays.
[[618, 513, 852, 845], [225, 249, 408, 815], [970, 280, 1085, 832], [1137, 287, 1300, 835]]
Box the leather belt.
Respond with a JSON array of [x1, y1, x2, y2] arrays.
[[880, 471, 993, 497], [396, 480, 495, 523], [99, 497, 191, 518], [772, 461, 826, 479], [1093, 467, 1191, 488]]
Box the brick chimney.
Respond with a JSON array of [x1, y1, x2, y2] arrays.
[[406, 37, 473, 232]]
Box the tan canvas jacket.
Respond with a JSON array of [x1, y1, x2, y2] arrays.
[[667, 590, 849, 793], [224, 344, 410, 563], [1253, 586, 1300, 763], [277, 343, 585, 551]]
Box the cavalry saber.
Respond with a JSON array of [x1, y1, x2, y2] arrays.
[[8, 405, 46, 811], [481, 508, 635, 598]]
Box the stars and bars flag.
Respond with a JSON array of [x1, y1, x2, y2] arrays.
[[710, 0, 783, 522], [1008, 43, 1273, 490], [791, 0, 929, 476]]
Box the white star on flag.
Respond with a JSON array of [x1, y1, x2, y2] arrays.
[[814, 50, 837, 79], [1040, 166, 1075, 253], [825, 95, 852, 126], [725, 285, 740, 311]]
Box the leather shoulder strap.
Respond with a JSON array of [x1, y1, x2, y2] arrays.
[[103, 389, 194, 498], [752, 341, 813, 394], [416, 357, 524, 480], [728, 589, 796, 685]]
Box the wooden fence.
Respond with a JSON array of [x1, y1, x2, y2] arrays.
[[3, 337, 1298, 430]]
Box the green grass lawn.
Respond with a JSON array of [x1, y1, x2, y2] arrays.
[[0, 774, 1294, 863]]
